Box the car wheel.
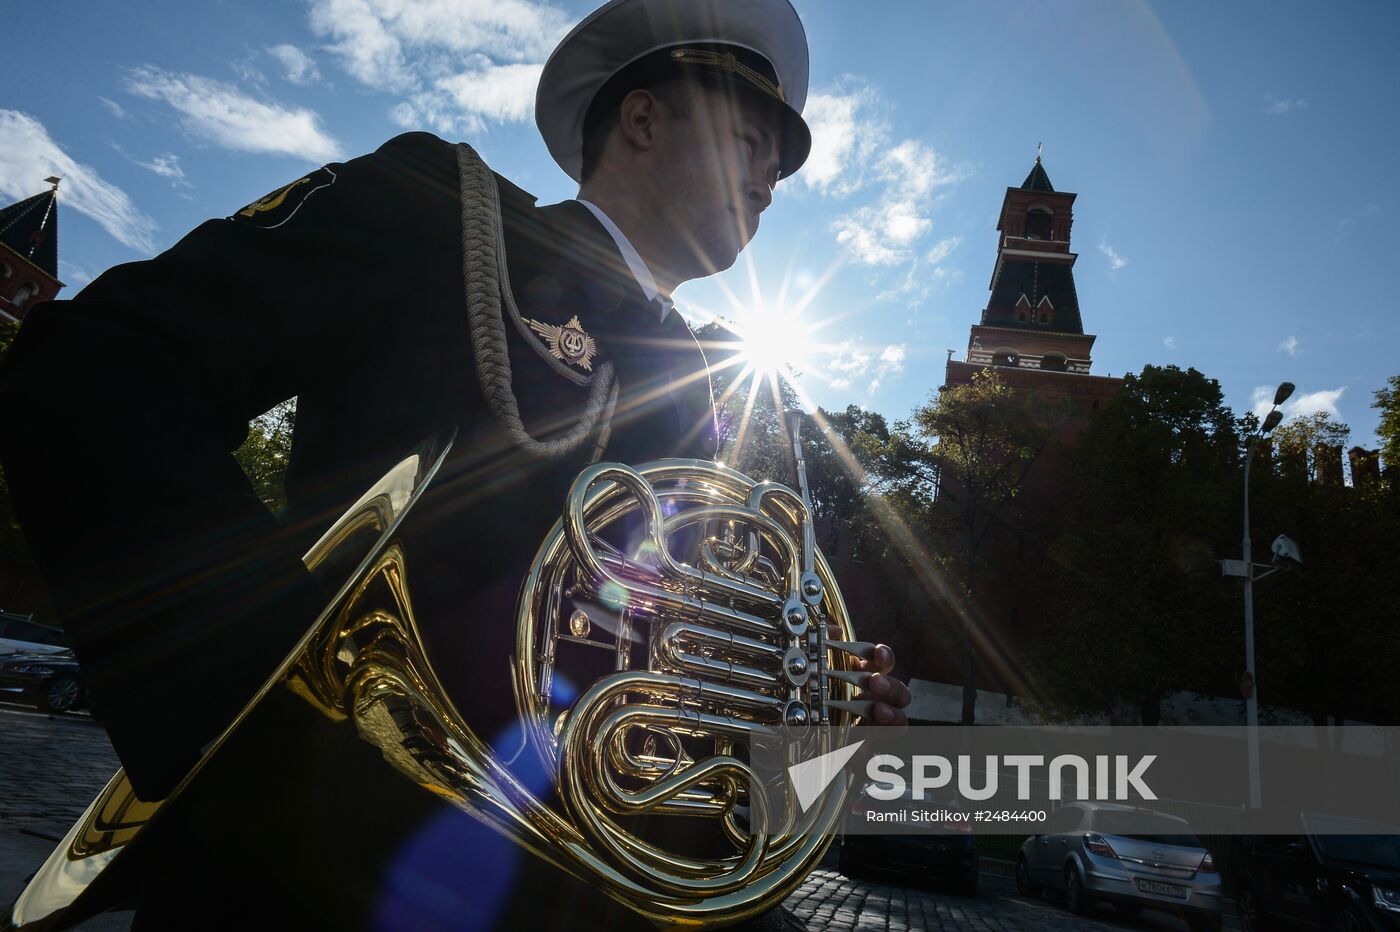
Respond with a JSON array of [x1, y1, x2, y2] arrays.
[[40, 676, 82, 713], [1015, 857, 1042, 898], [1064, 865, 1093, 915], [1236, 886, 1262, 932]]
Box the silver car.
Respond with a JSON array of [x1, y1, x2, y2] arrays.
[[1016, 801, 1224, 931]]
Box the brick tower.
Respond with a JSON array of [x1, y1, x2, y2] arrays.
[[943, 157, 1120, 410], [0, 177, 64, 322]]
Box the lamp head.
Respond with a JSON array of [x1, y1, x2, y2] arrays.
[[1262, 409, 1284, 433], [1271, 534, 1303, 568], [1273, 382, 1295, 406]]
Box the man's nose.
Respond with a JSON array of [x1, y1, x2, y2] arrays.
[[745, 175, 773, 214]]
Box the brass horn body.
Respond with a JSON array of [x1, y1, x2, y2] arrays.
[[4, 441, 858, 931]]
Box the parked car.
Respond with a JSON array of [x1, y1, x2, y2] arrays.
[[1015, 801, 1224, 930], [0, 612, 69, 656], [0, 650, 87, 712], [1235, 813, 1400, 931], [838, 784, 980, 895]]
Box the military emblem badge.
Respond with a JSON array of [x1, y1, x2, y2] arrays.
[[232, 166, 337, 229], [527, 315, 597, 371]]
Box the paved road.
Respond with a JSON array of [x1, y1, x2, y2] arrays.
[[788, 861, 1236, 932], [0, 704, 1235, 931], [0, 703, 129, 930]]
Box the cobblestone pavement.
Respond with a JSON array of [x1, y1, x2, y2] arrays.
[[0, 703, 130, 930], [787, 864, 1237, 932], [1, 704, 1235, 931]]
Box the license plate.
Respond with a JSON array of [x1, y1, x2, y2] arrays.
[[1137, 880, 1188, 900]]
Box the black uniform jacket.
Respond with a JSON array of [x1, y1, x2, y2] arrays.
[[0, 132, 718, 801]]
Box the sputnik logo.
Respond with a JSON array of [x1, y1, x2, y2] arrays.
[[787, 740, 865, 813]]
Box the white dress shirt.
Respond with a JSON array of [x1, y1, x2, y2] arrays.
[[575, 199, 674, 323]]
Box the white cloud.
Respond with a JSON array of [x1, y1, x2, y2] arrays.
[[1252, 384, 1346, 420], [1098, 237, 1128, 273], [830, 136, 965, 268], [878, 343, 906, 377], [124, 67, 342, 163], [925, 236, 961, 266], [1264, 95, 1309, 115], [99, 96, 127, 119], [833, 202, 928, 266], [1286, 387, 1345, 419], [0, 110, 157, 254], [1338, 204, 1379, 233], [393, 62, 543, 135], [59, 260, 93, 288], [269, 44, 322, 86], [306, 0, 571, 135], [1164, 336, 1177, 350], [799, 83, 882, 196], [135, 152, 189, 186], [797, 79, 966, 276], [828, 341, 873, 375], [1277, 335, 1299, 357]]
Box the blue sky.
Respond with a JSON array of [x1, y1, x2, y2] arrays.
[[5, 0, 1397, 451]]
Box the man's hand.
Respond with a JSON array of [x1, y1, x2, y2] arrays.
[[829, 622, 912, 726]]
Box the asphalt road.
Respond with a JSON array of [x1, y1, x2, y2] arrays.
[[1, 703, 1237, 931]]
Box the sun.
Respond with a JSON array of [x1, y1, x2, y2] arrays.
[[734, 309, 813, 382]]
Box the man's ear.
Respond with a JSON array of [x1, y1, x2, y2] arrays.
[[617, 88, 660, 153]]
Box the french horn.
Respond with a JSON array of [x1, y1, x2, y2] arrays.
[[4, 415, 870, 930]]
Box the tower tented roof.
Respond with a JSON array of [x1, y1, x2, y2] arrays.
[[0, 189, 59, 280], [985, 259, 1083, 334], [1020, 159, 1054, 192]]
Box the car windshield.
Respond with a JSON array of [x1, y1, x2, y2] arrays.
[[1302, 816, 1400, 868], [1311, 834, 1400, 868], [1092, 811, 1200, 846]]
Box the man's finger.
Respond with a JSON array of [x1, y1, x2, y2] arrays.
[[866, 673, 913, 710]]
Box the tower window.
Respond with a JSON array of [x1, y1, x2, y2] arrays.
[[0, 262, 11, 279], [1042, 353, 1067, 372], [12, 281, 39, 309], [1025, 207, 1053, 240], [993, 351, 1019, 368]]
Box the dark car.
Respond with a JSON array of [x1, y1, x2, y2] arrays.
[[0, 650, 87, 713], [1236, 813, 1400, 931], [837, 785, 980, 895], [0, 612, 69, 656]]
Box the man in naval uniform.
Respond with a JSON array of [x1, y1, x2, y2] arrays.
[[0, 0, 912, 927]]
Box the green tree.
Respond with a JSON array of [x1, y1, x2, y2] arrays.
[[234, 399, 297, 512], [1253, 410, 1400, 725], [1034, 365, 1240, 724], [866, 370, 1057, 723], [693, 320, 798, 482], [1374, 374, 1400, 479], [1273, 411, 1351, 484]]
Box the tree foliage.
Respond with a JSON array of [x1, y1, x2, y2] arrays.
[[1373, 374, 1400, 479], [1032, 365, 1241, 724], [234, 399, 297, 512], [862, 370, 1058, 723]]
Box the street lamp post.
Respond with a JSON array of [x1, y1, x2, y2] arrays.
[[1242, 381, 1294, 808]]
